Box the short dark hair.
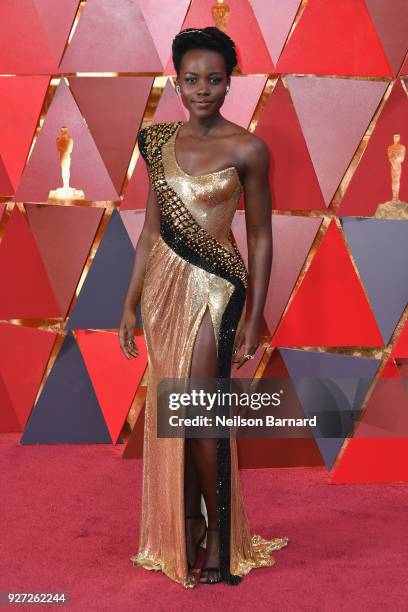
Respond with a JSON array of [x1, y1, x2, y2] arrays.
[[172, 27, 238, 77]]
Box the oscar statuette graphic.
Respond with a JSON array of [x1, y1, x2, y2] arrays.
[[375, 133, 407, 218], [211, 1, 230, 31], [48, 126, 85, 201]]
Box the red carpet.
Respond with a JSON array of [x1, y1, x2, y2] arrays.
[[1, 433, 407, 611]]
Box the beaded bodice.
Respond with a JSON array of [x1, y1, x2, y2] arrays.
[[137, 121, 248, 288], [161, 122, 242, 254]]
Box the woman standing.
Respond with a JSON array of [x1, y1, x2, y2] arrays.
[[120, 27, 288, 588]]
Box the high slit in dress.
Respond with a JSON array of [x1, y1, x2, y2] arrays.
[[130, 120, 288, 588]]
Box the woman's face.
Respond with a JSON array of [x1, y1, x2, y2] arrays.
[[176, 48, 229, 117]]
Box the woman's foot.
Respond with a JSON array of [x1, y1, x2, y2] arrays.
[[200, 526, 221, 584], [185, 513, 207, 570]]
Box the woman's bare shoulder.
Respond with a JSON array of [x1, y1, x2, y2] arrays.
[[225, 121, 269, 169]]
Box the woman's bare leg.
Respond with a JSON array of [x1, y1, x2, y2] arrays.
[[184, 437, 204, 569], [187, 305, 221, 583]]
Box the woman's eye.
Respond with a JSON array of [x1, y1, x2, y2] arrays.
[[185, 78, 222, 84]]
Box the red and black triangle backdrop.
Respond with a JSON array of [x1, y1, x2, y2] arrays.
[[1, 0, 407, 483]]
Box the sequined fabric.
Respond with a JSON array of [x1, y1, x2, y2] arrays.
[[130, 121, 288, 588]]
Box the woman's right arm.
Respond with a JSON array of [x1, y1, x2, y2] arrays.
[[119, 168, 160, 359]]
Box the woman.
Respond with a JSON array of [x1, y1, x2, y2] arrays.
[[119, 27, 288, 587]]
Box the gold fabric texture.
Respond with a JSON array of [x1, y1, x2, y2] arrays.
[[130, 121, 289, 588], [165, 122, 243, 255]]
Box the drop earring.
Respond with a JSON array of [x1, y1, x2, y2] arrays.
[[176, 85, 181, 94], [226, 85, 230, 95]]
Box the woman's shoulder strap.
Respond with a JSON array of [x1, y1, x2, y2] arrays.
[[138, 120, 182, 164]]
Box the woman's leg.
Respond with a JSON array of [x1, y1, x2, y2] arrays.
[[184, 439, 202, 516], [187, 304, 221, 583], [184, 437, 204, 569]]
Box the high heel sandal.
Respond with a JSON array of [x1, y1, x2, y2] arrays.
[[200, 526, 221, 584], [185, 512, 207, 571]]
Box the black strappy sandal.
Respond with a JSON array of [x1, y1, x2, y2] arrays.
[[199, 526, 221, 584], [185, 512, 207, 571]]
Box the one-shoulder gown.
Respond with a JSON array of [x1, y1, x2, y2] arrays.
[[130, 120, 288, 588]]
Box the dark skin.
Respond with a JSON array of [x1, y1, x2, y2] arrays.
[[119, 47, 272, 583]]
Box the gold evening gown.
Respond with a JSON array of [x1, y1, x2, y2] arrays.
[[130, 120, 288, 588]]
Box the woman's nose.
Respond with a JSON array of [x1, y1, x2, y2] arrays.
[[196, 83, 210, 95]]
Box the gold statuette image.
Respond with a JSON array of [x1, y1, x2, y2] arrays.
[[48, 126, 85, 201], [375, 134, 407, 219], [211, 2, 230, 31]]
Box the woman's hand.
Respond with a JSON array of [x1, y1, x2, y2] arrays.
[[119, 308, 139, 359], [232, 319, 260, 369]]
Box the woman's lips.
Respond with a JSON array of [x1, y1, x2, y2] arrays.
[[194, 100, 212, 106]]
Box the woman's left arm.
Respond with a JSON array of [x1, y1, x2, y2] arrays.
[[233, 135, 272, 369]]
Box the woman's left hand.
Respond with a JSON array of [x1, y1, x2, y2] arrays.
[[232, 319, 260, 369]]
